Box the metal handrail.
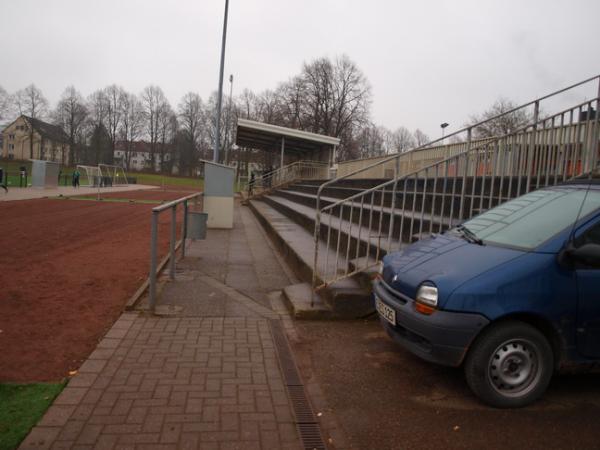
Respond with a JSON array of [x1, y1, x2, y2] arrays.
[[248, 160, 329, 197], [148, 191, 203, 312], [316, 74, 600, 192], [312, 76, 600, 293]]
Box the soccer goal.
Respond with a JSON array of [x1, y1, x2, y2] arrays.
[[99, 164, 128, 187], [76, 165, 102, 187]]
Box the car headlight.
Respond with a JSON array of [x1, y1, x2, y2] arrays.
[[416, 284, 438, 315]]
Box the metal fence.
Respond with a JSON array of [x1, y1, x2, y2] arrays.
[[312, 75, 600, 291], [247, 160, 329, 197], [336, 139, 495, 179], [148, 192, 203, 311]]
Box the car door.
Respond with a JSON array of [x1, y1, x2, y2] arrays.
[[574, 217, 600, 358]]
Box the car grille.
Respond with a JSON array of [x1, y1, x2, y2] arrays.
[[380, 279, 409, 305]]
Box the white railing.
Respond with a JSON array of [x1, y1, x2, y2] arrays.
[[248, 160, 329, 197]]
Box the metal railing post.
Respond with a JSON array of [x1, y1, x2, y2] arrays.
[[169, 205, 177, 279], [182, 200, 188, 259], [149, 211, 159, 312], [525, 101, 540, 193], [458, 128, 472, 221]]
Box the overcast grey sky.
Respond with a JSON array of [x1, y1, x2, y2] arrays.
[[1, 0, 599, 138]]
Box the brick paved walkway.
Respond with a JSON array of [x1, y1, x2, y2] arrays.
[[20, 205, 306, 450]]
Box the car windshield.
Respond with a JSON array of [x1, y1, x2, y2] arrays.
[[456, 187, 600, 250]]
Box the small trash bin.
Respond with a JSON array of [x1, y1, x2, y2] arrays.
[[188, 211, 208, 240]]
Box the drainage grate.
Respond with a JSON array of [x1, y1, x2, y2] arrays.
[[269, 320, 327, 450], [270, 321, 302, 385]]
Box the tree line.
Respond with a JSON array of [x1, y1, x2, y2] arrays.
[[0, 54, 531, 175]]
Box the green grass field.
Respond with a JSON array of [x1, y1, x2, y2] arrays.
[[0, 159, 204, 189], [0, 383, 65, 450]]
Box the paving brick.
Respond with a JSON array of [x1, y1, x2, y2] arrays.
[[78, 359, 107, 373], [19, 427, 61, 449], [117, 433, 160, 445], [178, 433, 200, 450], [53, 388, 88, 406], [160, 423, 181, 444], [97, 338, 121, 349], [38, 406, 76, 427], [68, 373, 98, 388], [18, 210, 311, 450], [75, 424, 103, 445], [102, 424, 142, 435], [95, 434, 118, 450], [49, 441, 74, 450], [56, 420, 85, 442]]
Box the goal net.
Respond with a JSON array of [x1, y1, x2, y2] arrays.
[[76, 165, 102, 187], [99, 164, 128, 187]]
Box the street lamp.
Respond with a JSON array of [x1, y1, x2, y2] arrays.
[[213, 0, 230, 163], [223, 74, 234, 165], [440, 122, 449, 143]]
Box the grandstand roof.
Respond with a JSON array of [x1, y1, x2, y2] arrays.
[[235, 118, 339, 156]]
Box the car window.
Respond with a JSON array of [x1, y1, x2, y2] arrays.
[[460, 188, 600, 250], [576, 221, 600, 247]]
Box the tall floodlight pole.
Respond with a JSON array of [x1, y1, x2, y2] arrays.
[[224, 74, 234, 165], [213, 0, 230, 163]]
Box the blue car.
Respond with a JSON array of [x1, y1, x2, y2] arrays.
[[373, 181, 600, 408]]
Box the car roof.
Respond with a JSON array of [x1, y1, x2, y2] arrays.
[[555, 177, 600, 189]]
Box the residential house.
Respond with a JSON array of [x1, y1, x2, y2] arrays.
[[114, 141, 175, 173], [1, 115, 70, 165]]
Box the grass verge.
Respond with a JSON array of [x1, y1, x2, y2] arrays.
[[0, 383, 65, 450]]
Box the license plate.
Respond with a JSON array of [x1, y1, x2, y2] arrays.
[[375, 296, 396, 326]]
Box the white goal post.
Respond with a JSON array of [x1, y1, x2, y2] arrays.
[[99, 164, 128, 187], [76, 164, 128, 187], [76, 165, 101, 187]]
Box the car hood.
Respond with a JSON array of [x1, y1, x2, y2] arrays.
[[382, 233, 525, 306]]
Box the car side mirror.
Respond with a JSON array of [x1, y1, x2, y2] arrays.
[[568, 243, 600, 268]]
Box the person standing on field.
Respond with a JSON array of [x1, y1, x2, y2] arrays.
[[0, 167, 7, 193], [72, 169, 81, 188]]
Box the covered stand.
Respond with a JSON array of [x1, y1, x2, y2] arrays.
[[235, 118, 340, 170]]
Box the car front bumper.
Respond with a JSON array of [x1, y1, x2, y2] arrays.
[[373, 279, 489, 367]]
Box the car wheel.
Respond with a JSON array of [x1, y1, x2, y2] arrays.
[[464, 320, 554, 408]]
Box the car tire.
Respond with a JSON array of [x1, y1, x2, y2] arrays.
[[464, 320, 554, 408]]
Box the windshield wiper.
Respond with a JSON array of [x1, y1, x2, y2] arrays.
[[456, 224, 484, 245]]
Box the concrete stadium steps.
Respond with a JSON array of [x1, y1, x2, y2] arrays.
[[272, 188, 455, 243], [286, 175, 539, 208], [247, 175, 553, 319], [248, 199, 374, 319], [261, 194, 403, 260]]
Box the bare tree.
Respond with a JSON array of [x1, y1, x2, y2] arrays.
[[206, 91, 231, 163], [276, 76, 306, 129], [104, 85, 126, 162], [13, 84, 50, 158], [390, 126, 415, 153], [53, 86, 88, 165], [298, 55, 371, 160], [119, 93, 144, 170], [354, 123, 388, 159], [87, 90, 111, 164], [157, 104, 175, 173], [141, 86, 169, 171], [413, 129, 430, 146], [13, 84, 49, 119], [468, 97, 533, 138], [237, 89, 259, 120], [88, 90, 108, 127], [0, 85, 11, 121], [178, 92, 204, 176]]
